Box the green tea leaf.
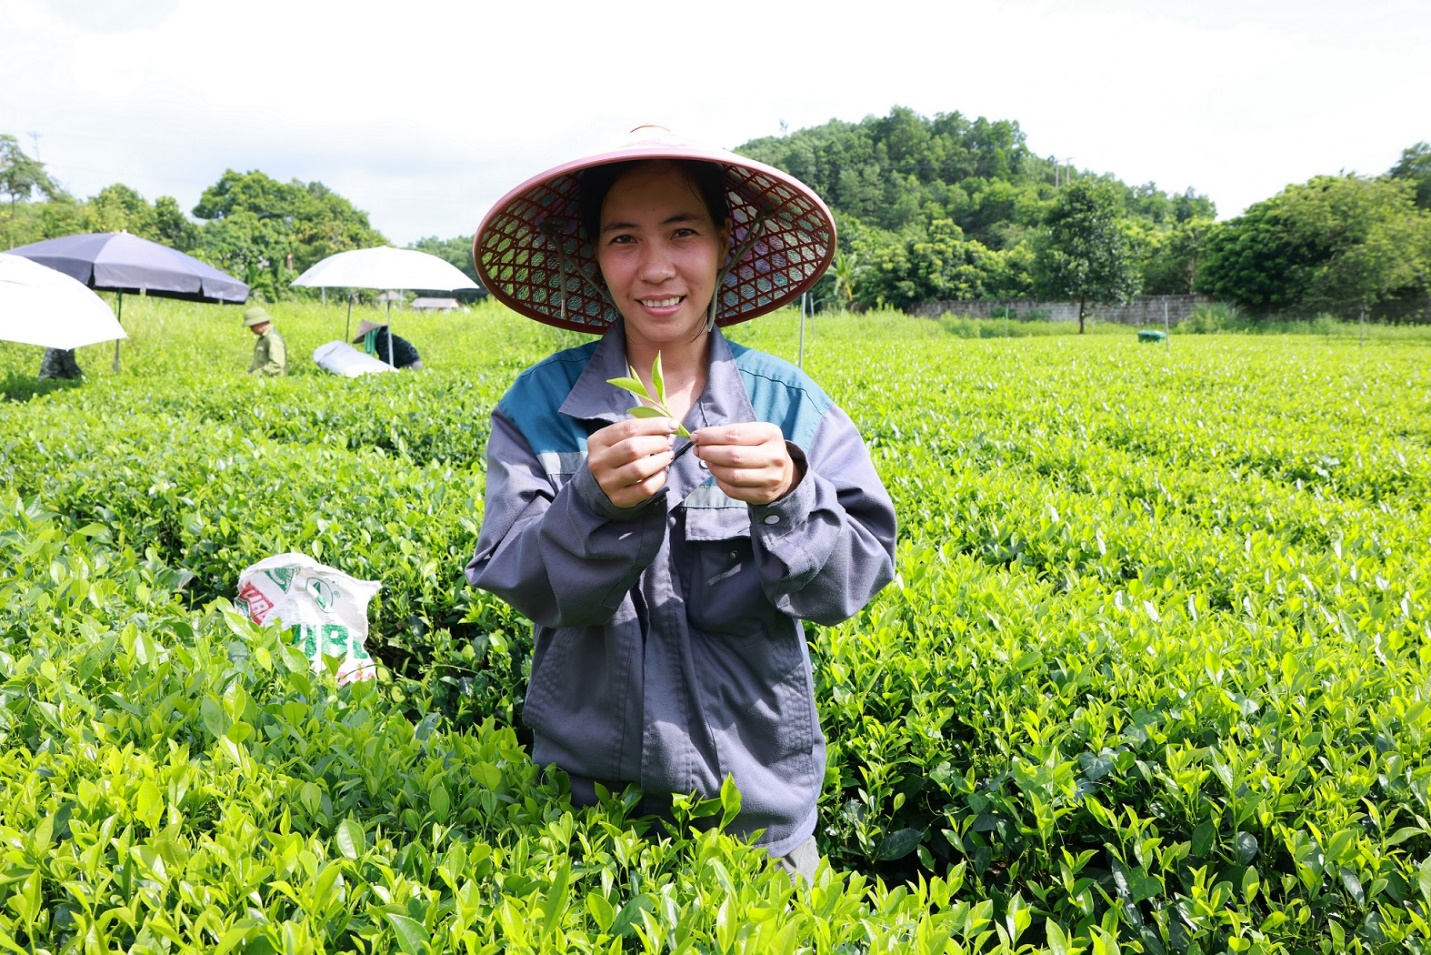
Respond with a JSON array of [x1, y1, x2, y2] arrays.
[[336, 818, 366, 859], [876, 828, 922, 860], [586, 892, 615, 932], [386, 912, 429, 955], [1340, 867, 1365, 905], [606, 352, 691, 437], [606, 376, 649, 398], [540, 858, 571, 936], [1236, 831, 1260, 864], [651, 353, 667, 405], [430, 783, 450, 823], [1046, 920, 1072, 955]]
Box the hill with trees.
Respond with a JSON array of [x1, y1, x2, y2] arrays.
[[3, 116, 1427, 321], [734, 106, 1216, 312]]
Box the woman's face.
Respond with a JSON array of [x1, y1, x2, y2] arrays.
[[594, 161, 727, 350]]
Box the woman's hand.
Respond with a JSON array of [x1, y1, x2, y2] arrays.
[[587, 417, 680, 509], [692, 423, 803, 506]]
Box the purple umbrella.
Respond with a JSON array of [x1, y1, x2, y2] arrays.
[[7, 232, 249, 371]]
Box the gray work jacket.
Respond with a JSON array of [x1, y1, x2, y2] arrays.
[[465, 324, 896, 855]]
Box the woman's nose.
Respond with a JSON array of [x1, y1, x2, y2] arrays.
[[636, 242, 675, 281]]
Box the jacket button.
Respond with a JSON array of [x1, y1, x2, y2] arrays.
[[698, 460, 709, 470], [762, 514, 780, 525]]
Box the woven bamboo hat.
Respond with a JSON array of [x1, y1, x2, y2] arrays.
[[473, 125, 836, 333]]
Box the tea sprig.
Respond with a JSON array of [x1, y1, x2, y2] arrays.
[[607, 352, 691, 438]]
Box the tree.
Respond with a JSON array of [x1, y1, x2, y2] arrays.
[[84, 183, 155, 234], [193, 169, 387, 301], [1139, 216, 1218, 294], [1, 134, 68, 248], [828, 251, 864, 309], [1389, 142, 1431, 210], [0, 134, 63, 209], [1198, 174, 1430, 316], [1032, 178, 1140, 332], [909, 218, 994, 302], [152, 196, 200, 252]]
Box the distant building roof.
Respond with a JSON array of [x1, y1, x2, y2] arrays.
[[410, 297, 460, 312]]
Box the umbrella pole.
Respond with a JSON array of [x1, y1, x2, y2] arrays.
[[113, 292, 124, 374], [386, 299, 394, 367], [345, 294, 352, 341]]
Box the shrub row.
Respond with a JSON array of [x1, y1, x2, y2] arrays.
[[1, 303, 1428, 951]]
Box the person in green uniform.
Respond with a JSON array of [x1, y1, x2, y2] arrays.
[[244, 307, 287, 376]]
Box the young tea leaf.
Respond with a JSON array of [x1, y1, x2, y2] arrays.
[[606, 353, 691, 437], [607, 376, 650, 398], [651, 352, 667, 406]]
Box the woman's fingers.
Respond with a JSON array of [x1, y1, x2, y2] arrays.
[[588, 418, 679, 507], [691, 423, 801, 505]]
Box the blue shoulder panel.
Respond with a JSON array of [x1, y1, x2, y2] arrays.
[[729, 342, 833, 450], [497, 341, 598, 454]]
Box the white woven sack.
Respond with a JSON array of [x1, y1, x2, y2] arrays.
[[313, 340, 398, 377], [236, 552, 381, 684]]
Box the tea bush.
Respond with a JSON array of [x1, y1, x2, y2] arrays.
[[2, 299, 1429, 951]]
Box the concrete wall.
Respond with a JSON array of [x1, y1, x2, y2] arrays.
[[910, 294, 1213, 325]]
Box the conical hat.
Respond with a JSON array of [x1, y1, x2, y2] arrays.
[[473, 126, 836, 333]]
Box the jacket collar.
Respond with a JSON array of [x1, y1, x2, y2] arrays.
[[559, 319, 755, 431]]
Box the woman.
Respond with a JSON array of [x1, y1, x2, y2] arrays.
[[465, 126, 896, 882], [353, 320, 424, 370]]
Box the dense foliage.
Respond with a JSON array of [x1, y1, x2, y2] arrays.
[[1198, 175, 1431, 319], [2, 301, 1430, 951], [0, 147, 391, 305], [1, 110, 1216, 316], [190, 170, 390, 302], [1390, 142, 1431, 211], [5, 115, 1428, 322], [735, 107, 1215, 311]]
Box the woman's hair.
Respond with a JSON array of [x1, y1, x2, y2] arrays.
[[577, 159, 730, 245]]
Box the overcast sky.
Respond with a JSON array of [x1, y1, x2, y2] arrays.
[[5, 0, 1427, 247]]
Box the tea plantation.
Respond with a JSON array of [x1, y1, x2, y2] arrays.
[[1, 300, 1428, 953]]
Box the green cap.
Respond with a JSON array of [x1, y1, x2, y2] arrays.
[[243, 306, 273, 327]]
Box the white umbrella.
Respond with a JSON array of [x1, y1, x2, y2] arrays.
[[293, 246, 478, 292], [292, 247, 479, 363], [0, 252, 128, 349]]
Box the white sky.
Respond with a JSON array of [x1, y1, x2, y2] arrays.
[[4, 0, 1428, 247]]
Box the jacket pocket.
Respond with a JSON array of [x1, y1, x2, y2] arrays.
[[690, 616, 818, 773], [679, 505, 777, 639], [521, 607, 640, 777]]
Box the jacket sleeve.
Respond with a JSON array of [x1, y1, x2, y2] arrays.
[[746, 404, 896, 626], [465, 409, 669, 628]]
